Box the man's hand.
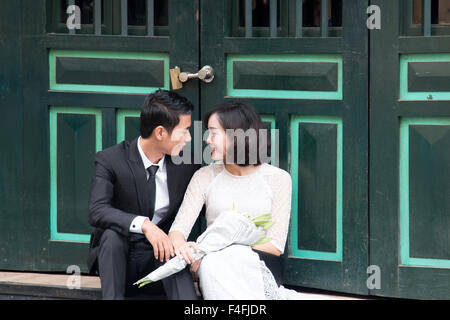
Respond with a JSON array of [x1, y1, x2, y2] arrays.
[[142, 219, 174, 262]]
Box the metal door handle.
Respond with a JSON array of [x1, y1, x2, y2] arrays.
[[179, 65, 215, 83]]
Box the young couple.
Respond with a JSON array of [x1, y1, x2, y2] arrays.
[[87, 89, 292, 300]]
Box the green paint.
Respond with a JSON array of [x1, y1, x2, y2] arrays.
[[49, 106, 102, 243], [400, 54, 450, 100], [49, 50, 170, 94], [399, 117, 450, 268], [289, 116, 343, 261], [116, 109, 140, 143], [227, 54, 343, 100]]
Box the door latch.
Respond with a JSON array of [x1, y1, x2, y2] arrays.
[[170, 65, 215, 90]]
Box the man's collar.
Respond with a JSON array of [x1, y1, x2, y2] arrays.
[[137, 136, 165, 171]]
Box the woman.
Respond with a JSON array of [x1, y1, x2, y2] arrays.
[[168, 101, 292, 299]]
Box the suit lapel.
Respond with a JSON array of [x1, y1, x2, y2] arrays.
[[162, 155, 180, 224], [127, 138, 150, 217]]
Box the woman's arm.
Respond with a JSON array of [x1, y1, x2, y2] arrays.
[[252, 242, 282, 256], [168, 230, 187, 249], [263, 169, 293, 255], [168, 168, 209, 262]]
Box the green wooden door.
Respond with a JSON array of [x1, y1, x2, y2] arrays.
[[201, 0, 369, 295], [0, 0, 199, 272], [370, 0, 450, 299]]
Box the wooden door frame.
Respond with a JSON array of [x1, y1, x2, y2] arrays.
[[370, 0, 450, 299], [201, 0, 369, 295], [0, 0, 200, 272]]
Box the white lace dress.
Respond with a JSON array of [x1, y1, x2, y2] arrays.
[[169, 161, 294, 300]]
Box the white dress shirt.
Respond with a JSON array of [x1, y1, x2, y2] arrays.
[[129, 136, 170, 233]]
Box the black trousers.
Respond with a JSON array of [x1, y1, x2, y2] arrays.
[[97, 229, 199, 300]]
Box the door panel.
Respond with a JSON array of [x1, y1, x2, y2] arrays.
[[1, 0, 371, 297], [371, 0, 450, 299], [291, 117, 342, 261], [201, 0, 368, 295], [50, 107, 102, 242], [2, 0, 199, 272]]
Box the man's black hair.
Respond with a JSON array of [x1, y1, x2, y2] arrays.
[[140, 89, 194, 138]]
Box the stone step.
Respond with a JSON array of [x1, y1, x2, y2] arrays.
[[0, 271, 102, 300]]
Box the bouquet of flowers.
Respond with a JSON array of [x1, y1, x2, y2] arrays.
[[134, 208, 274, 288]]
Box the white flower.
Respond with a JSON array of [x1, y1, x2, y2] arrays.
[[134, 209, 274, 288]]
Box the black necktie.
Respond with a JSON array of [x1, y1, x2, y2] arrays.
[[147, 165, 159, 219]]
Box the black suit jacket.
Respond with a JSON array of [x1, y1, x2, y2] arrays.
[[87, 138, 200, 273]]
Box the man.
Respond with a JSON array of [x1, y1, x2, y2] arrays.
[[87, 90, 200, 300]]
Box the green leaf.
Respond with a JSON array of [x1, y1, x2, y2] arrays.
[[252, 236, 272, 246], [136, 279, 153, 288], [262, 221, 275, 230], [252, 213, 272, 225]]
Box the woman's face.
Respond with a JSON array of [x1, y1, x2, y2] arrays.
[[206, 113, 228, 161]]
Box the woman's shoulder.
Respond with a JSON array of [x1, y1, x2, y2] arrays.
[[260, 163, 291, 178], [259, 163, 292, 185], [192, 161, 225, 180]]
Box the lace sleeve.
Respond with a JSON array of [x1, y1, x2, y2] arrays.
[[266, 168, 292, 254], [169, 166, 211, 240]]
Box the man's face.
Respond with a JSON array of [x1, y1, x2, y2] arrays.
[[163, 114, 192, 156]]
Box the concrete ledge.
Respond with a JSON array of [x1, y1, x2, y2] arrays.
[[0, 271, 102, 300], [0, 271, 366, 300], [0, 282, 101, 300]]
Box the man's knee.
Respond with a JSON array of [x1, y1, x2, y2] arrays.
[[99, 229, 128, 254]]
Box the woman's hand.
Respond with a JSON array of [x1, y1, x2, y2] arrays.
[[190, 258, 202, 281], [175, 241, 200, 265]]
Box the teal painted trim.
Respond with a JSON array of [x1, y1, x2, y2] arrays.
[[49, 50, 170, 94], [400, 54, 450, 100], [260, 114, 277, 166], [49, 106, 102, 243], [289, 116, 343, 261], [399, 117, 450, 268], [227, 54, 343, 100], [116, 109, 141, 143]]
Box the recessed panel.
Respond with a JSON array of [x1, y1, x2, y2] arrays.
[[408, 61, 450, 92], [124, 116, 141, 142], [55, 57, 165, 87], [50, 107, 102, 242], [233, 61, 338, 91], [56, 113, 97, 235], [297, 122, 337, 253], [227, 54, 343, 100], [409, 124, 450, 260], [290, 116, 343, 261], [400, 118, 450, 267], [49, 50, 169, 94], [400, 54, 450, 100], [116, 109, 140, 143]]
